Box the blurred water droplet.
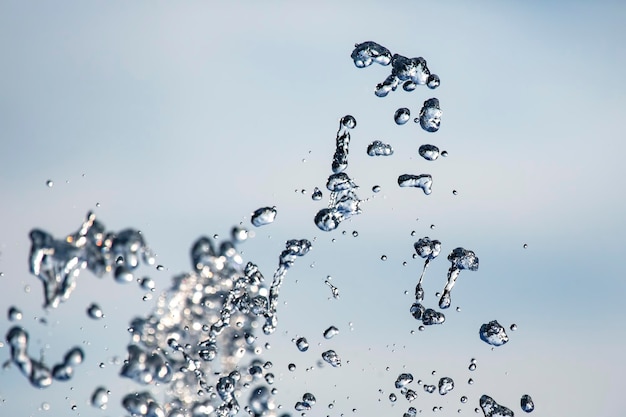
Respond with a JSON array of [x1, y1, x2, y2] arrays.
[[510, 323, 518, 331], [8, 306, 23, 321], [523, 243, 528, 249], [323, 326, 339, 339], [389, 393, 397, 402], [381, 255, 387, 261], [453, 190, 458, 195], [46, 180, 53, 187], [87, 303, 103, 319], [394, 108, 411, 125]]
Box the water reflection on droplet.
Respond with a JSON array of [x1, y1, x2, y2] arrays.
[[394, 108, 411, 125]]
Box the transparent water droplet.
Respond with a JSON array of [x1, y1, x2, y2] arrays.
[[427, 74, 440, 89], [394, 108, 411, 125], [8, 306, 23, 321], [340, 115, 357, 129], [395, 373, 414, 388], [453, 190, 458, 195], [367, 140, 394, 156], [441, 150, 448, 157], [520, 394, 534, 413], [468, 378, 474, 385], [140, 277, 155, 291], [439, 248, 479, 309], [323, 325, 339, 339], [398, 174, 433, 195], [438, 377, 454, 395], [418, 144, 440, 161], [114, 265, 134, 284], [321, 350, 341, 367], [389, 393, 397, 402], [288, 363, 296, 372], [480, 395, 514, 417], [87, 303, 104, 319], [46, 180, 53, 187], [405, 389, 417, 402], [251, 206, 277, 227], [351, 42, 392, 68], [295, 337, 309, 352], [312, 187, 323, 201], [510, 323, 518, 331], [419, 98, 442, 132], [372, 185, 381, 193], [461, 396, 468, 404], [479, 320, 509, 346]]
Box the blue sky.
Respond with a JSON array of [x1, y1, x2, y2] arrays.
[[1, 1, 625, 416]]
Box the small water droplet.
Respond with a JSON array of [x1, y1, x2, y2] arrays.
[[156, 265, 165, 271], [46, 180, 53, 187], [87, 303, 104, 319], [372, 185, 381, 193], [523, 243, 528, 249], [288, 363, 296, 371], [452, 190, 458, 195], [461, 396, 468, 403], [381, 255, 387, 261], [510, 323, 518, 331]]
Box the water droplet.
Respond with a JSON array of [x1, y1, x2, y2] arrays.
[[427, 74, 440, 89], [372, 185, 381, 193], [453, 190, 458, 195], [312, 187, 323, 201], [418, 144, 440, 161], [439, 248, 479, 309], [438, 377, 454, 395], [523, 243, 528, 249], [46, 180, 53, 187], [114, 265, 134, 284], [479, 320, 509, 346], [394, 108, 411, 125], [480, 395, 514, 417], [288, 363, 296, 372], [389, 393, 397, 402], [321, 350, 341, 367], [395, 373, 414, 388], [295, 337, 309, 352], [468, 378, 474, 385], [323, 325, 339, 339], [510, 323, 518, 331], [441, 150, 448, 157], [251, 206, 277, 227], [398, 174, 433, 195], [140, 277, 155, 291], [8, 306, 23, 321], [520, 394, 534, 413], [367, 140, 394, 156], [424, 384, 436, 394], [87, 303, 104, 319], [381, 255, 387, 261], [461, 396, 468, 403], [418, 98, 442, 132], [469, 363, 476, 371]]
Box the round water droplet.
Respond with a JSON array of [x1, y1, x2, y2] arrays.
[[510, 323, 518, 331], [389, 393, 397, 402], [311, 187, 323, 201], [461, 396, 468, 403], [441, 150, 448, 157], [288, 363, 296, 371], [427, 74, 440, 89], [523, 243, 528, 249], [372, 185, 381, 193], [394, 108, 411, 125], [452, 190, 458, 195], [87, 303, 104, 319], [381, 255, 387, 261], [341, 115, 357, 129], [468, 363, 476, 371], [46, 180, 53, 187]]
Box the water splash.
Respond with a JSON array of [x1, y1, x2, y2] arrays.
[[438, 247, 479, 309], [479, 320, 509, 347], [398, 174, 433, 195]]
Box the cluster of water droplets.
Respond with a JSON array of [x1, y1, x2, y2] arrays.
[[314, 115, 363, 232]]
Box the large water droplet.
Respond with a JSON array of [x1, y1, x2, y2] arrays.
[[394, 108, 411, 125], [418, 144, 440, 161], [480, 395, 514, 417], [398, 174, 433, 195], [479, 320, 509, 346], [351, 42, 392, 68], [438, 377, 454, 395], [311, 187, 323, 201], [367, 140, 394, 156], [251, 206, 277, 227], [418, 98, 442, 132], [295, 337, 309, 352], [520, 394, 534, 412]]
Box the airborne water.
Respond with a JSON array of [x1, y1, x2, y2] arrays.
[[4, 40, 529, 417]]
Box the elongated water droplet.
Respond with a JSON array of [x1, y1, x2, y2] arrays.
[[367, 140, 394, 156], [87, 303, 104, 319], [398, 174, 433, 195], [395, 373, 414, 388]]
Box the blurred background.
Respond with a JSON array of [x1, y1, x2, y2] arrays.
[[1, 1, 625, 416]]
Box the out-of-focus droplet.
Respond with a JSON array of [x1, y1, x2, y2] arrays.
[[510, 323, 518, 331], [87, 303, 104, 319], [46, 180, 53, 188]]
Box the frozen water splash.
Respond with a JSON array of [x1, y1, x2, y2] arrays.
[[520, 394, 534, 412], [29, 211, 154, 309], [480, 395, 515, 417], [480, 320, 509, 347], [413, 237, 442, 301], [5, 326, 85, 388], [351, 41, 392, 68], [321, 350, 341, 367], [251, 206, 277, 227], [418, 144, 440, 161], [315, 116, 363, 232], [398, 174, 433, 195], [367, 140, 394, 156], [394, 107, 411, 125], [438, 247, 479, 309], [418, 98, 443, 132]]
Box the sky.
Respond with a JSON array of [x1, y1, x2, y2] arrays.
[[1, 1, 625, 416]]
